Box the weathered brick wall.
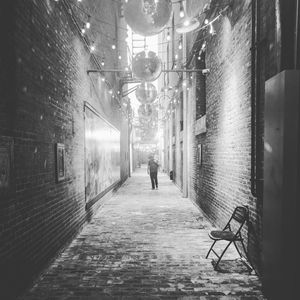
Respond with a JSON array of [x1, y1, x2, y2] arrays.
[[184, 0, 278, 274], [0, 0, 129, 298]]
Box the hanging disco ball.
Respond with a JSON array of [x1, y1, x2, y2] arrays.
[[132, 51, 162, 82], [124, 0, 172, 36], [138, 104, 153, 118], [135, 82, 158, 104]]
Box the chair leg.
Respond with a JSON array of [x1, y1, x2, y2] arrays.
[[206, 240, 217, 259], [214, 241, 232, 270], [240, 240, 255, 272], [233, 241, 243, 259]]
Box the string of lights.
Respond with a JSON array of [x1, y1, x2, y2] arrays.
[[59, 0, 128, 117], [69, 0, 127, 31]]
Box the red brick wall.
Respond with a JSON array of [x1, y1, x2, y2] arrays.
[[0, 0, 129, 297]]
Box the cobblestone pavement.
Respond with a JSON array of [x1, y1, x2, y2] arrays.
[[20, 166, 264, 300]]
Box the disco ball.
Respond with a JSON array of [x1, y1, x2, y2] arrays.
[[132, 51, 162, 82], [135, 82, 157, 104], [124, 0, 172, 36], [138, 104, 153, 118]]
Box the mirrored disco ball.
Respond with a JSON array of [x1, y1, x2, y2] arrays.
[[138, 104, 153, 118], [132, 51, 162, 82], [124, 0, 172, 36], [135, 82, 158, 104]]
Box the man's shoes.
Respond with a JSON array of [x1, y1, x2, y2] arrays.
[[152, 187, 155, 190], [156, 186, 158, 189]]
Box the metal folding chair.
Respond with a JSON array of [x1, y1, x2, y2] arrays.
[[206, 206, 253, 272]]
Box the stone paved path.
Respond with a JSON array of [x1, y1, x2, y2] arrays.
[[20, 166, 264, 300]]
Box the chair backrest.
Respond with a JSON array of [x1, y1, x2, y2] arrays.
[[232, 206, 249, 224], [224, 206, 249, 234]]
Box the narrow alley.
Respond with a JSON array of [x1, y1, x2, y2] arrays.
[[1, 1, 299, 299], [20, 167, 263, 300]]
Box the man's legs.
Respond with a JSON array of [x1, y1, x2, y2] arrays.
[[150, 173, 155, 189], [154, 172, 158, 189]]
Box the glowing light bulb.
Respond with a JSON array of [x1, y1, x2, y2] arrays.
[[183, 19, 190, 27], [209, 23, 216, 35], [179, 2, 185, 18], [112, 44, 116, 50], [178, 41, 182, 50], [85, 15, 91, 30], [167, 30, 171, 41]]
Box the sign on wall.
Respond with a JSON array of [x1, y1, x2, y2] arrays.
[[84, 103, 120, 204]]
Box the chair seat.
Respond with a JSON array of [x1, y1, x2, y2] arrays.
[[209, 230, 236, 241]]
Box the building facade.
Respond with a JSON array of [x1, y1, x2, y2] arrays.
[[159, 1, 299, 298], [0, 0, 130, 297]]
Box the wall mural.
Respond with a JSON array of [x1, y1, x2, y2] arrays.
[[84, 103, 120, 204]]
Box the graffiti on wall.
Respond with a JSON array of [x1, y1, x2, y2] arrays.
[[84, 103, 120, 203]]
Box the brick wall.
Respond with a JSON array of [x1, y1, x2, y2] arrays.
[[0, 0, 129, 298], [184, 0, 277, 274]]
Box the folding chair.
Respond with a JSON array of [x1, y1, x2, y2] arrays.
[[206, 206, 253, 272]]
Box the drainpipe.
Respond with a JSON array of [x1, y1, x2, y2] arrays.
[[250, 0, 259, 197], [295, 0, 300, 69]]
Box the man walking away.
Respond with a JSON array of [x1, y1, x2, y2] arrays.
[[147, 155, 159, 190]]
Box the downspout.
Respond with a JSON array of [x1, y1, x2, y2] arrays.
[[251, 0, 262, 198], [295, 0, 300, 69], [255, 0, 262, 198], [250, 0, 258, 197]]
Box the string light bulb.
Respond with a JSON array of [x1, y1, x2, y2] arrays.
[[209, 23, 216, 35], [112, 44, 116, 50], [86, 16, 91, 29], [178, 38, 182, 50], [90, 43, 95, 52], [167, 30, 171, 41], [183, 19, 190, 27], [179, 1, 185, 18], [101, 57, 105, 66]]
